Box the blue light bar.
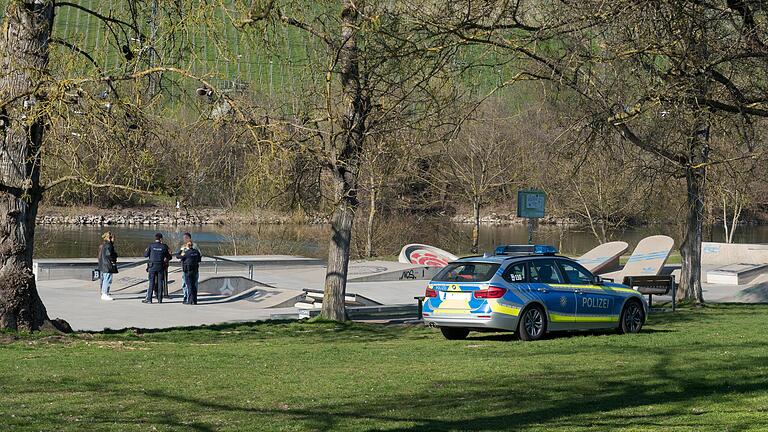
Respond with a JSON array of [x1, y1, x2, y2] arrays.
[[533, 245, 558, 255], [494, 244, 558, 256]]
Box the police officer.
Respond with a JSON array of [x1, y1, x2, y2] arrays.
[[143, 233, 171, 304], [177, 241, 202, 305], [178, 232, 202, 304]]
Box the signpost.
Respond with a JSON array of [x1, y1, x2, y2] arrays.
[[517, 189, 547, 244]]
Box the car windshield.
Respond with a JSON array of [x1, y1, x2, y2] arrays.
[[433, 263, 500, 282]]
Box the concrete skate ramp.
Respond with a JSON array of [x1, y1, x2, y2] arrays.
[[702, 242, 768, 266], [33, 258, 147, 282], [706, 263, 768, 285], [110, 265, 156, 292], [601, 235, 674, 281], [398, 244, 458, 267], [719, 282, 768, 303], [348, 263, 440, 282], [194, 276, 303, 307], [198, 276, 273, 295], [577, 241, 628, 274]]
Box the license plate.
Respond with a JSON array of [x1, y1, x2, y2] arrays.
[[444, 292, 470, 300]]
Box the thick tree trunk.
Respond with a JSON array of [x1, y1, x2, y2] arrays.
[[677, 119, 709, 306], [322, 176, 356, 321], [0, 1, 53, 331], [320, 0, 367, 321], [678, 167, 705, 305]]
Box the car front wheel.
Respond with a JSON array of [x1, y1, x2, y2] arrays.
[[440, 327, 470, 340], [517, 305, 547, 341], [619, 300, 645, 334]]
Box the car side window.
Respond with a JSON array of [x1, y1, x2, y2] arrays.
[[558, 261, 593, 285], [529, 260, 564, 284], [503, 263, 527, 283]]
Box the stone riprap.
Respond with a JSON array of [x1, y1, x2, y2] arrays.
[[36, 208, 329, 226], [451, 212, 579, 226], [36, 213, 214, 226]]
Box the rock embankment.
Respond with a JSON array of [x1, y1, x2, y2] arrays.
[[36, 207, 329, 226], [451, 212, 578, 226], [37, 211, 214, 226]]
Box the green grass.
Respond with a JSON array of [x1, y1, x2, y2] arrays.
[[2, 305, 768, 431]]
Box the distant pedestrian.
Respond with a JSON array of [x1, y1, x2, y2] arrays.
[[178, 241, 202, 305], [143, 233, 171, 304], [178, 232, 202, 304], [97, 232, 118, 301]]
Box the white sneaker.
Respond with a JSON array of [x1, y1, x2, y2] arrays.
[[101, 294, 114, 301]]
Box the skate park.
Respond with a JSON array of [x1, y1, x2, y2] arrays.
[[32, 237, 768, 331], [34, 254, 435, 331]]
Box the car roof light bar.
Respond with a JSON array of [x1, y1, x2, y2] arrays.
[[494, 244, 558, 256]]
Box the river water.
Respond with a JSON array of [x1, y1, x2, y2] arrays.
[[33, 221, 768, 259]]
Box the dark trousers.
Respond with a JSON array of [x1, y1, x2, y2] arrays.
[[162, 267, 169, 298], [146, 269, 164, 302], [185, 269, 199, 304]]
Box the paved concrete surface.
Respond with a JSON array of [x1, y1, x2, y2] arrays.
[[38, 278, 298, 332], [38, 256, 768, 332], [34, 255, 323, 282], [36, 259, 431, 331]]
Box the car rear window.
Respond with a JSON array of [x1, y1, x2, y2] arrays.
[[433, 263, 500, 283]]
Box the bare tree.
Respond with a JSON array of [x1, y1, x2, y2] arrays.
[[237, 0, 461, 320], [429, 102, 522, 253], [0, 0, 232, 330], [0, 1, 57, 330], [417, 0, 768, 304]]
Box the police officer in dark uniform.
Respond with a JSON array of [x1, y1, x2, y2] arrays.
[[143, 233, 171, 304], [177, 241, 202, 305]]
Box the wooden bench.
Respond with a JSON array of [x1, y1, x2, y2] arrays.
[[622, 275, 676, 311]]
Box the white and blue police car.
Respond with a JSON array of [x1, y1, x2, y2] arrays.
[[422, 245, 648, 341]]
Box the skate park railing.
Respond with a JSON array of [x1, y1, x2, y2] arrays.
[[202, 255, 255, 280]]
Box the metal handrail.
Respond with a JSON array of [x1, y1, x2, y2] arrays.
[[111, 255, 255, 280], [201, 254, 254, 280]]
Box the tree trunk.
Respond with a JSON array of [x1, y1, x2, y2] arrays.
[[365, 175, 376, 258], [0, 1, 53, 331], [678, 167, 705, 305], [677, 120, 708, 305], [320, 0, 367, 321], [471, 199, 480, 254], [722, 194, 730, 244], [322, 178, 356, 321]]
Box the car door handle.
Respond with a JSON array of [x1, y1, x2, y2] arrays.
[[536, 288, 550, 293], [574, 290, 584, 295]]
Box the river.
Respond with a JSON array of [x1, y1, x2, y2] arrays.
[[33, 220, 768, 259]]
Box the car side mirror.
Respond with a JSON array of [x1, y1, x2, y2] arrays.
[[592, 275, 605, 285]]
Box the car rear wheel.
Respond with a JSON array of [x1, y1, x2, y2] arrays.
[[440, 327, 470, 340], [517, 305, 547, 341], [619, 300, 645, 334]]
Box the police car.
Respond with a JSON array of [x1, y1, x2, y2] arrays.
[[422, 245, 648, 341]]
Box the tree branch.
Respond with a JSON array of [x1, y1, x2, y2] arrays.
[[43, 176, 159, 195], [55, 2, 143, 40], [0, 182, 23, 198], [611, 122, 687, 167]]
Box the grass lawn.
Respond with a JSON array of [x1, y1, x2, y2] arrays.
[[2, 305, 767, 431]]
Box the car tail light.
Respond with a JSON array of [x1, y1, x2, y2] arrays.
[[474, 286, 507, 299], [425, 287, 438, 298]]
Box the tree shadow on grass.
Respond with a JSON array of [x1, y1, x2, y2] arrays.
[[465, 327, 674, 343], [91, 319, 429, 345], [8, 324, 768, 431], [130, 352, 768, 431]]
